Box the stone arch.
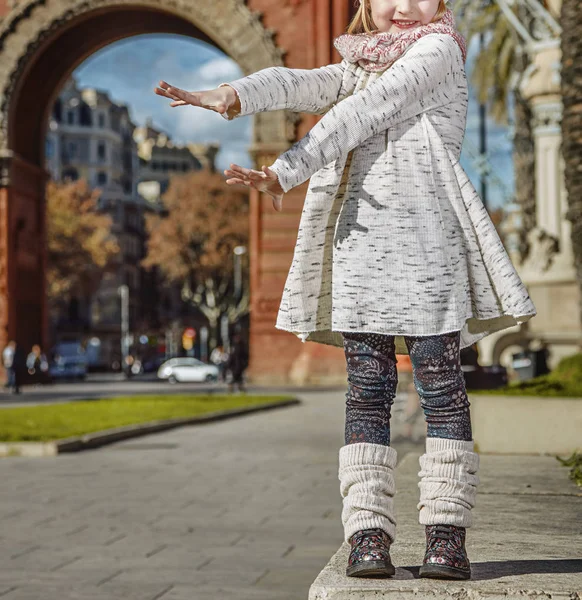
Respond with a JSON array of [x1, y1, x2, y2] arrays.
[[0, 0, 297, 365], [0, 0, 297, 160], [490, 331, 527, 366]]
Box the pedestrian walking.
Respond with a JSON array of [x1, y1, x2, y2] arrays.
[[2, 340, 16, 391], [225, 333, 248, 394], [155, 0, 536, 581], [210, 344, 229, 383], [2, 340, 25, 394], [26, 344, 49, 385]]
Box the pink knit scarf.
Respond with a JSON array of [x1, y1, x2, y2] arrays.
[[333, 9, 467, 72]]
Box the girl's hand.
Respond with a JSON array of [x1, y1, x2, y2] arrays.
[[154, 81, 239, 117], [224, 164, 284, 212]]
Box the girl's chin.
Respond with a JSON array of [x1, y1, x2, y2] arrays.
[[376, 21, 423, 33]]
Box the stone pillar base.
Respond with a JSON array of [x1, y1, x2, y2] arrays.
[[247, 328, 347, 386]]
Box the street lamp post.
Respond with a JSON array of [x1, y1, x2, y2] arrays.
[[200, 326, 209, 363], [119, 284, 129, 374], [233, 245, 247, 303], [478, 31, 488, 211]]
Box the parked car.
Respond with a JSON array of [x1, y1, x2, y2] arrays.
[[141, 355, 166, 374], [462, 363, 508, 390], [157, 358, 219, 383], [49, 341, 88, 381]]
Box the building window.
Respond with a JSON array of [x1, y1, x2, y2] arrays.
[[98, 114, 105, 128], [79, 104, 92, 127], [96, 172, 107, 185], [182, 163, 188, 172], [68, 142, 77, 158], [53, 99, 63, 123], [62, 167, 79, 182], [67, 110, 75, 125], [97, 142, 106, 161]]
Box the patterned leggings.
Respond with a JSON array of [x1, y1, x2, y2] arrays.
[[342, 331, 472, 445]]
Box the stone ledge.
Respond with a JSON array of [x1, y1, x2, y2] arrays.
[[469, 394, 582, 455], [309, 544, 581, 600], [309, 452, 582, 600], [0, 398, 300, 457]]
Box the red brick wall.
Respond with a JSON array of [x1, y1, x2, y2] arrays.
[[0, 0, 351, 385]]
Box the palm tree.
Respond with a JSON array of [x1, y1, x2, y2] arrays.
[[455, 1, 536, 264], [560, 0, 582, 341], [457, 1, 581, 339]]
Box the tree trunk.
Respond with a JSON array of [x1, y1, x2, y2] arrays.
[[560, 0, 582, 346], [208, 319, 219, 355]]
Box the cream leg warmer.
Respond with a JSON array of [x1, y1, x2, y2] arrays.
[[417, 437, 480, 527], [338, 443, 397, 543]]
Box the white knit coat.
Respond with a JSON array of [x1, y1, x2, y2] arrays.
[[221, 33, 537, 355]]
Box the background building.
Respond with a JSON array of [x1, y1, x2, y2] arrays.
[[134, 118, 220, 338], [45, 77, 220, 368]]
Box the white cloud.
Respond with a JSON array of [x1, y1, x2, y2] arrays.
[[72, 35, 252, 175], [195, 57, 242, 86]]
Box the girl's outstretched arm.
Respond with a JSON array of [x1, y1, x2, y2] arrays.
[[267, 34, 463, 193], [217, 61, 347, 120]]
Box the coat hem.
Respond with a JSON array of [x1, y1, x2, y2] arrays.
[[275, 307, 537, 355]]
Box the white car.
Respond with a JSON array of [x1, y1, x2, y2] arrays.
[[157, 357, 219, 384]]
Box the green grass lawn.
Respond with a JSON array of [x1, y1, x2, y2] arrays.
[[0, 394, 295, 442], [469, 352, 582, 397]]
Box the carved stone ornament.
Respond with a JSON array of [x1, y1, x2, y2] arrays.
[[0, 149, 13, 187], [518, 42, 561, 102], [530, 100, 563, 132], [0, 0, 297, 174], [525, 226, 561, 272]]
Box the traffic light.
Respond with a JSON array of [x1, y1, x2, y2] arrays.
[[182, 327, 196, 351]]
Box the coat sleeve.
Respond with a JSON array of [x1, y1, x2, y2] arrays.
[[217, 61, 347, 120], [267, 34, 462, 193]]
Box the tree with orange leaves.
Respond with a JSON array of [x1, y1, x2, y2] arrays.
[[46, 179, 119, 304], [142, 168, 250, 349]]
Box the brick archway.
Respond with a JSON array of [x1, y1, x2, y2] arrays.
[[0, 0, 352, 385]]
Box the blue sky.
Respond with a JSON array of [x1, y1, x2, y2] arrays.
[[73, 33, 513, 209]]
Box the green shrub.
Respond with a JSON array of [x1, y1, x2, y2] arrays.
[[556, 451, 582, 487], [551, 352, 582, 383], [471, 352, 582, 397]]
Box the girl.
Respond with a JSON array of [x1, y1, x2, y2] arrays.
[[155, 0, 536, 581]]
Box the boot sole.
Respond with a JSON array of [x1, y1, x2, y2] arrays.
[[419, 564, 471, 580], [346, 560, 396, 578]]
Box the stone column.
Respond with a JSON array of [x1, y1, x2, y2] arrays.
[[0, 150, 49, 373], [516, 40, 581, 363], [478, 33, 580, 369], [246, 143, 347, 386]]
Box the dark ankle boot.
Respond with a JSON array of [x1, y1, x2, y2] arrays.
[[419, 524, 471, 580], [346, 528, 395, 578]]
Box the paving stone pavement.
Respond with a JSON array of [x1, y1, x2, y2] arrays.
[[0, 389, 421, 600]]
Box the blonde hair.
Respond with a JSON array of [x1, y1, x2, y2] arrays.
[[347, 0, 448, 34]]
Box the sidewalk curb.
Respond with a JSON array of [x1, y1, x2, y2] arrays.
[[0, 398, 301, 457]]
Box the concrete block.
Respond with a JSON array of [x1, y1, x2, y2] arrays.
[[469, 394, 582, 454], [308, 453, 582, 600], [0, 442, 57, 457]]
